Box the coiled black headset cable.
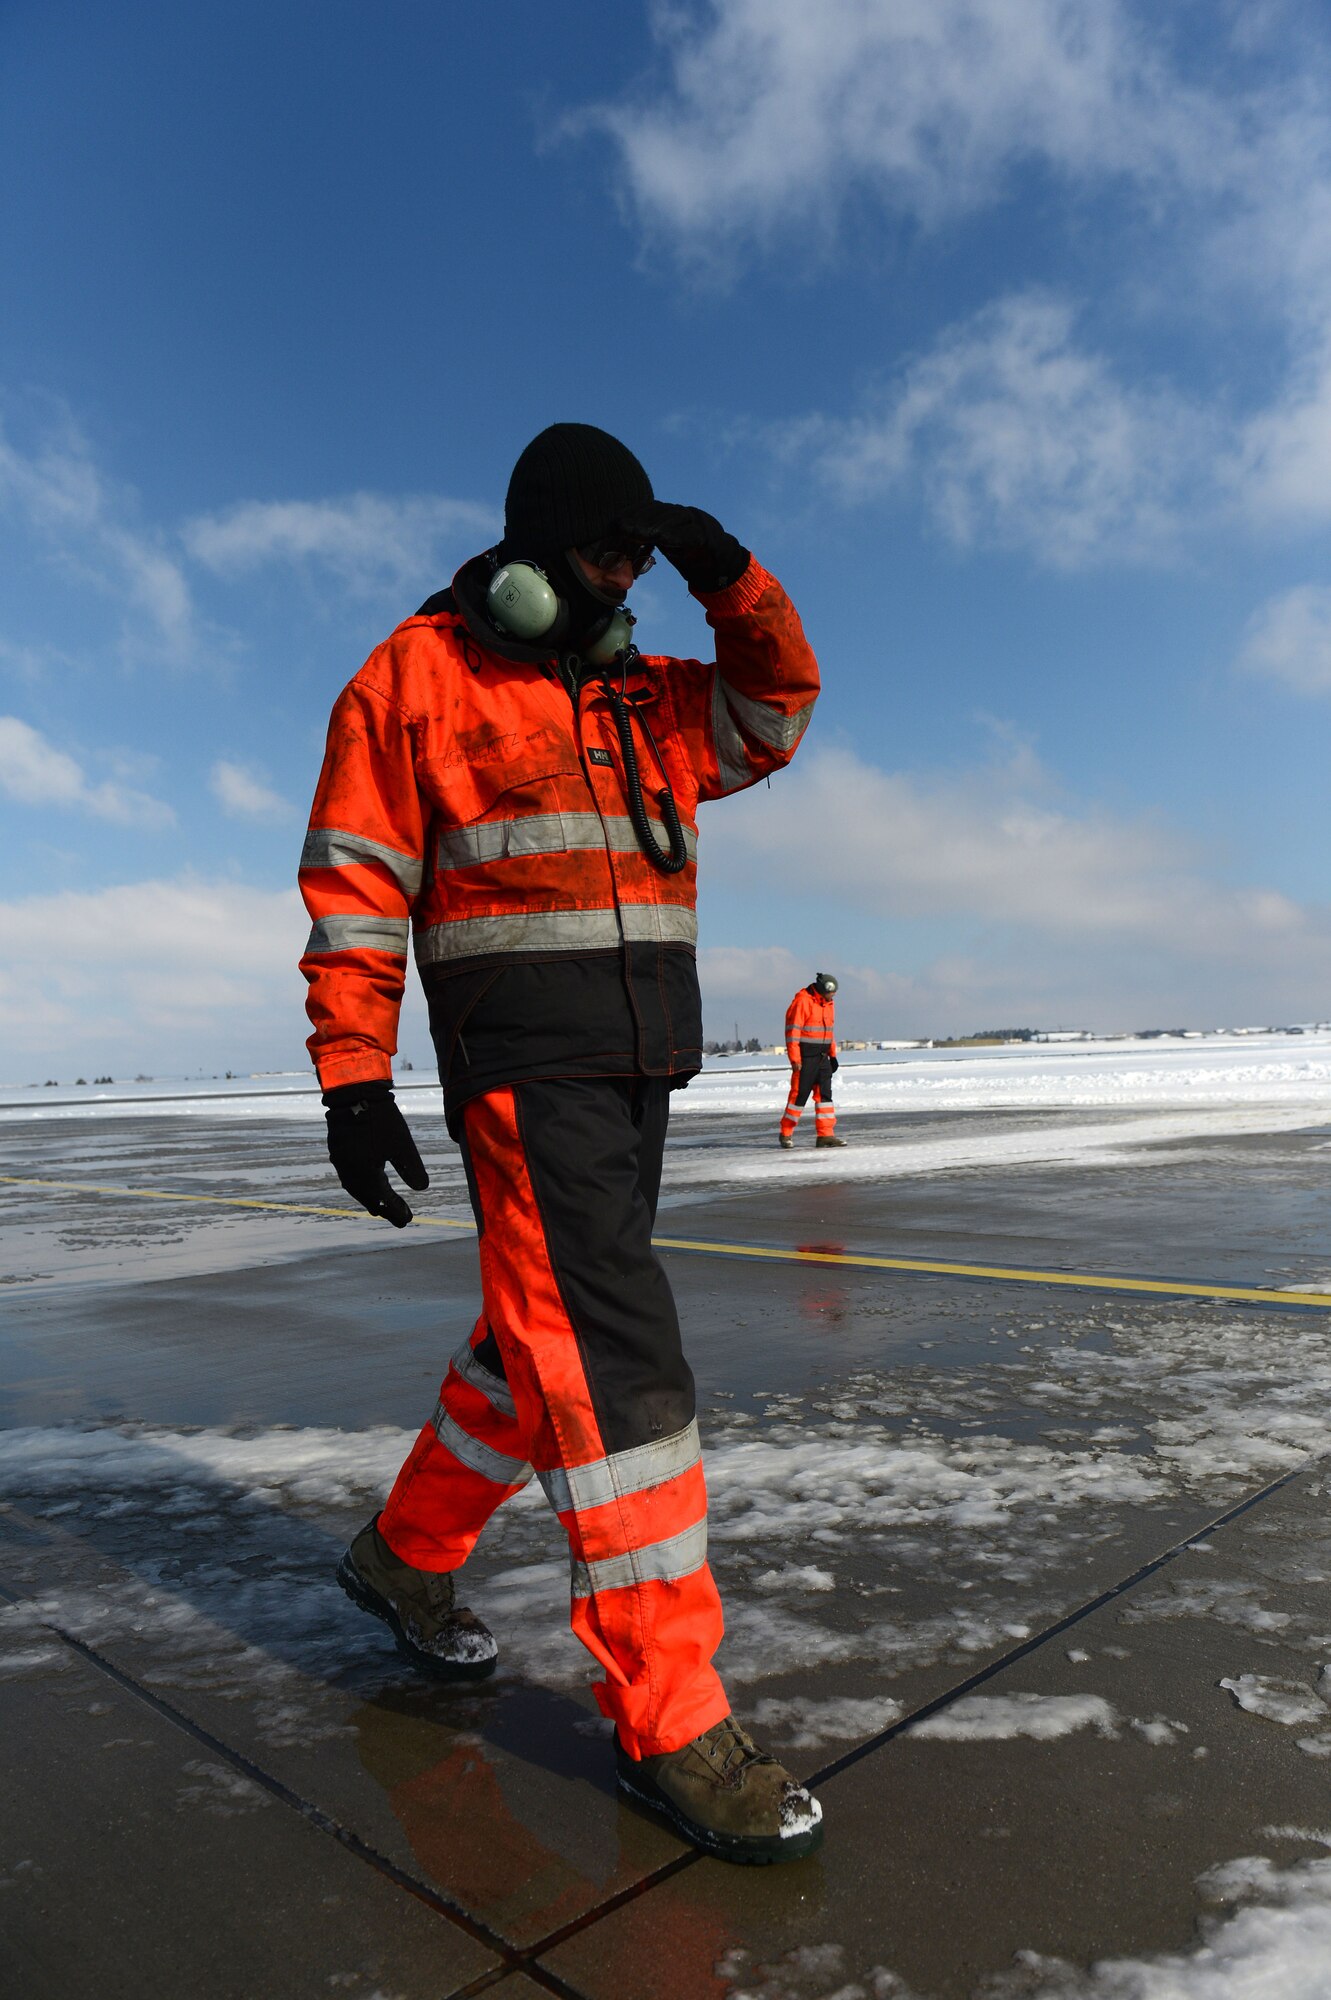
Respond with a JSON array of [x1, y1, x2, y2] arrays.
[[600, 651, 689, 875]]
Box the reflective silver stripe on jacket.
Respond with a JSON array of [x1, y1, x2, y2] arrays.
[[712, 676, 814, 793], [449, 1338, 517, 1421], [431, 1401, 532, 1488], [303, 915, 411, 957], [539, 1420, 700, 1516], [436, 813, 696, 872], [570, 1515, 709, 1599], [711, 675, 754, 794], [717, 679, 815, 756], [414, 902, 697, 965], [301, 828, 423, 899]]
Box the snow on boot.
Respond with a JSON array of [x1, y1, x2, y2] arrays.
[[778, 1133, 794, 1148], [337, 1514, 497, 1679], [615, 1714, 823, 1865], [816, 1135, 846, 1147]]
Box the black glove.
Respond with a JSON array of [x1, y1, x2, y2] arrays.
[[613, 502, 749, 594], [323, 1081, 429, 1227], [829, 1057, 839, 1073]]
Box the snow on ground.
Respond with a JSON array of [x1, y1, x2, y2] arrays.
[[3, 1035, 1326, 1205], [906, 1692, 1119, 1741], [4, 1035, 1330, 1995], [5, 1285, 1331, 1712], [982, 1846, 1331, 2000], [3, 1031, 1329, 1127], [715, 1840, 1331, 1998], [662, 1109, 1331, 1194]]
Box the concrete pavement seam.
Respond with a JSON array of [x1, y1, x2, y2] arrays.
[[0, 1575, 524, 1974], [0, 1472, 1303, 1984], [806, 1459, 1311, 1788], [504, 1461, 1312, 1979]]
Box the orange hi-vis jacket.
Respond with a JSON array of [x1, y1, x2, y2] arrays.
[[785, 985, 837, 1067], [300, 555, 819, 1116]]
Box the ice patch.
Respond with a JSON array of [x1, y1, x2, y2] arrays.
[[754, 1565, 837, 1592], [1218, 1674, 1329, 1728], [907, 1693, 1119, 1742], [0, 1422, 411, 1508], [1124, 1580, 1297, 1636], [178, 1759, 270, 1817], [747, 1694, 903, 1749], [1130, 1716, 1189, 1747], [716, 1942, 920, 2000]]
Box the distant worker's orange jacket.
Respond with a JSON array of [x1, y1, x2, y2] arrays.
[[785, 986, 837, 1067], [300, 556, 819, 1119]]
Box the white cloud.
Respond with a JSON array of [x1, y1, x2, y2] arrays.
[[590, 5, 1331, 563], [1237, 585, 1331, 696], [0, 878, 307, 1065], [701, 742, 1331, 1032], [183, 492, 498, 595], [693, 737, 1331, 1034], [0, 874, 436, 1077], [0, 716, 174, 828], [586, 0, 1231, 252], [711, 741, 1313, 953], [788, 294, 1213, 564], [210, 760, 293, 821], [0, 412, 194, 652]]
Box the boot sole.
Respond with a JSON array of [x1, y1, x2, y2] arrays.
[[336, 1552, 497, 1681], [615, 1766, 824, 1866]]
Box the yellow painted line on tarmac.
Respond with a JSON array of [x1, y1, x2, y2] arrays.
[[0, 1176, 476, 1232], [652, 1234, 1331, 1310], [3, 1174, 1330, 1309]]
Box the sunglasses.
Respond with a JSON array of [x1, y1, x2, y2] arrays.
[[577, 537, 656, 578]]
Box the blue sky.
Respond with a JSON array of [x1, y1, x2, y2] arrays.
[[3, 0, 1331, 1077]]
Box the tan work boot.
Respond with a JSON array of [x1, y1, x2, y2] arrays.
[[337, 1514, 497, 1679], [615, 1715, 823, 1864], [816, 1134, 846, 1147], [778, 1133, 794, 1149]]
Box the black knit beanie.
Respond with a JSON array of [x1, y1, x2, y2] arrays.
[[502, 423, 653, 560]]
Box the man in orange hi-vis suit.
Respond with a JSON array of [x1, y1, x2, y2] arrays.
[[299, 424, 823, 1864], [780, 972, 846, 1148]]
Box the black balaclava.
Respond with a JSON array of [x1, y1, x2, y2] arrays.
[[501, 423, 653, 648]]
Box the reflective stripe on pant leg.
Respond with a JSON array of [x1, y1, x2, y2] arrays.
[[779, 1090, 803, 1140], [464, 1081, 729, 1757], [378, 1315, 535, 1571], [814, 1056, 835, 1133]]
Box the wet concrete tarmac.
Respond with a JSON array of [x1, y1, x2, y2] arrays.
[[3, 1102, 1331, 1997]]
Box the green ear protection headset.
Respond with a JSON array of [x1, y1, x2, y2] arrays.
[[484, 559, 687, 878], [486, 560, 636, 668]]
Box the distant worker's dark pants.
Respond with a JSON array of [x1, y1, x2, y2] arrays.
[[780, 1051, 835, 1140]]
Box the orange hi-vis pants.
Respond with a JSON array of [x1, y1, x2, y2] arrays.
[[779, 1049, 836, 1141], [377, 1077, 729, 1759]]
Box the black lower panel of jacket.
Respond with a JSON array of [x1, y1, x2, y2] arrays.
[[794, 1049, 834, 1105], [424, 944, 703, 1129], [457, 1075, 694, 1456]]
